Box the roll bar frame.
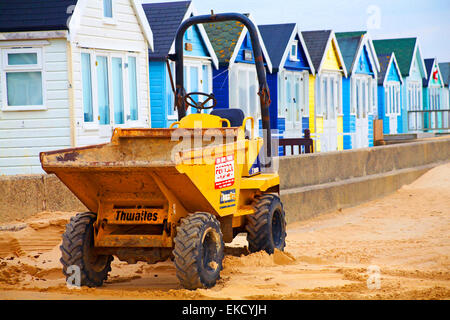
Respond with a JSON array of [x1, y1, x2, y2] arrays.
[[169, 12, 273, 162]]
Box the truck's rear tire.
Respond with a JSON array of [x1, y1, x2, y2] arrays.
[[246, 194, 287, 254], [173, 212, 224, 290], [60, 212, 113, 287]]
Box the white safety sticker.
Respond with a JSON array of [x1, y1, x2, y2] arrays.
[[215, 154, 235, 189]]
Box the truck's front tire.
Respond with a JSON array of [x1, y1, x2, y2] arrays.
[[246, 194, 287, 254], [60, 212, 113, 287], [173, 212, 224, 290]]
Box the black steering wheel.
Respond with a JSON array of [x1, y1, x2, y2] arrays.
[[183, 92, 217, 111]]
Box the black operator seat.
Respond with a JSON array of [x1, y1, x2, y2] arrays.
[[210, 108, 245, 127], [210, 108, 251, 139]]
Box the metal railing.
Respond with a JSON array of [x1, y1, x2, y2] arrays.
[[408, 109, 450, 131], [279, 129, 314, 156]]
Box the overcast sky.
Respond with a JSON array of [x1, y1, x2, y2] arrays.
[[143, 0, 450, 62]]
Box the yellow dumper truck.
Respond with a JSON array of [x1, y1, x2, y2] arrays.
[[40, 13, 286, 290]]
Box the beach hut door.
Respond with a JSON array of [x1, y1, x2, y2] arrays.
[[322, 74, 338, 151], [284, 73, 303, 137], [355, 77, 369, 148]]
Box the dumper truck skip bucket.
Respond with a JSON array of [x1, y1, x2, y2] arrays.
[[40, 13, 286, 290], [40, 126, 275, 246]]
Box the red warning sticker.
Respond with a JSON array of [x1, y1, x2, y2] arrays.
[[214, 155, 235, 189]]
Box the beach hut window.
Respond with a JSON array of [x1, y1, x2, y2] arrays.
[[2, 48, 44, 110], [79, 52, 141, 127], [81, 53, 93, 122], [103, 0, 113, 19], [128, 56, 138, 121], [112, 57, 124, 125], [290, 41, 298, 61], [96, 56, 110, 125]]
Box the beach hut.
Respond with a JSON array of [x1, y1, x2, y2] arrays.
[[438, 63, 450, 111], [203, 15, 272, 131], [0, 0, 153, 174], [258, 23, 314, 154], [142, 1, 218, 128], [336, 31, 380, 149], [423, 58, 445, 131], [375, 52, 403, 134], [373, 38, 427, 133], [302, 30, 347, 152]]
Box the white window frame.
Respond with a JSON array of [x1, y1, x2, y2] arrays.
[[80, 50, 141, 130], [80, 49, 98, 130], [289, 40, 299, 62], [102, 0, 116, 25], [1, 47, 46, 111]]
